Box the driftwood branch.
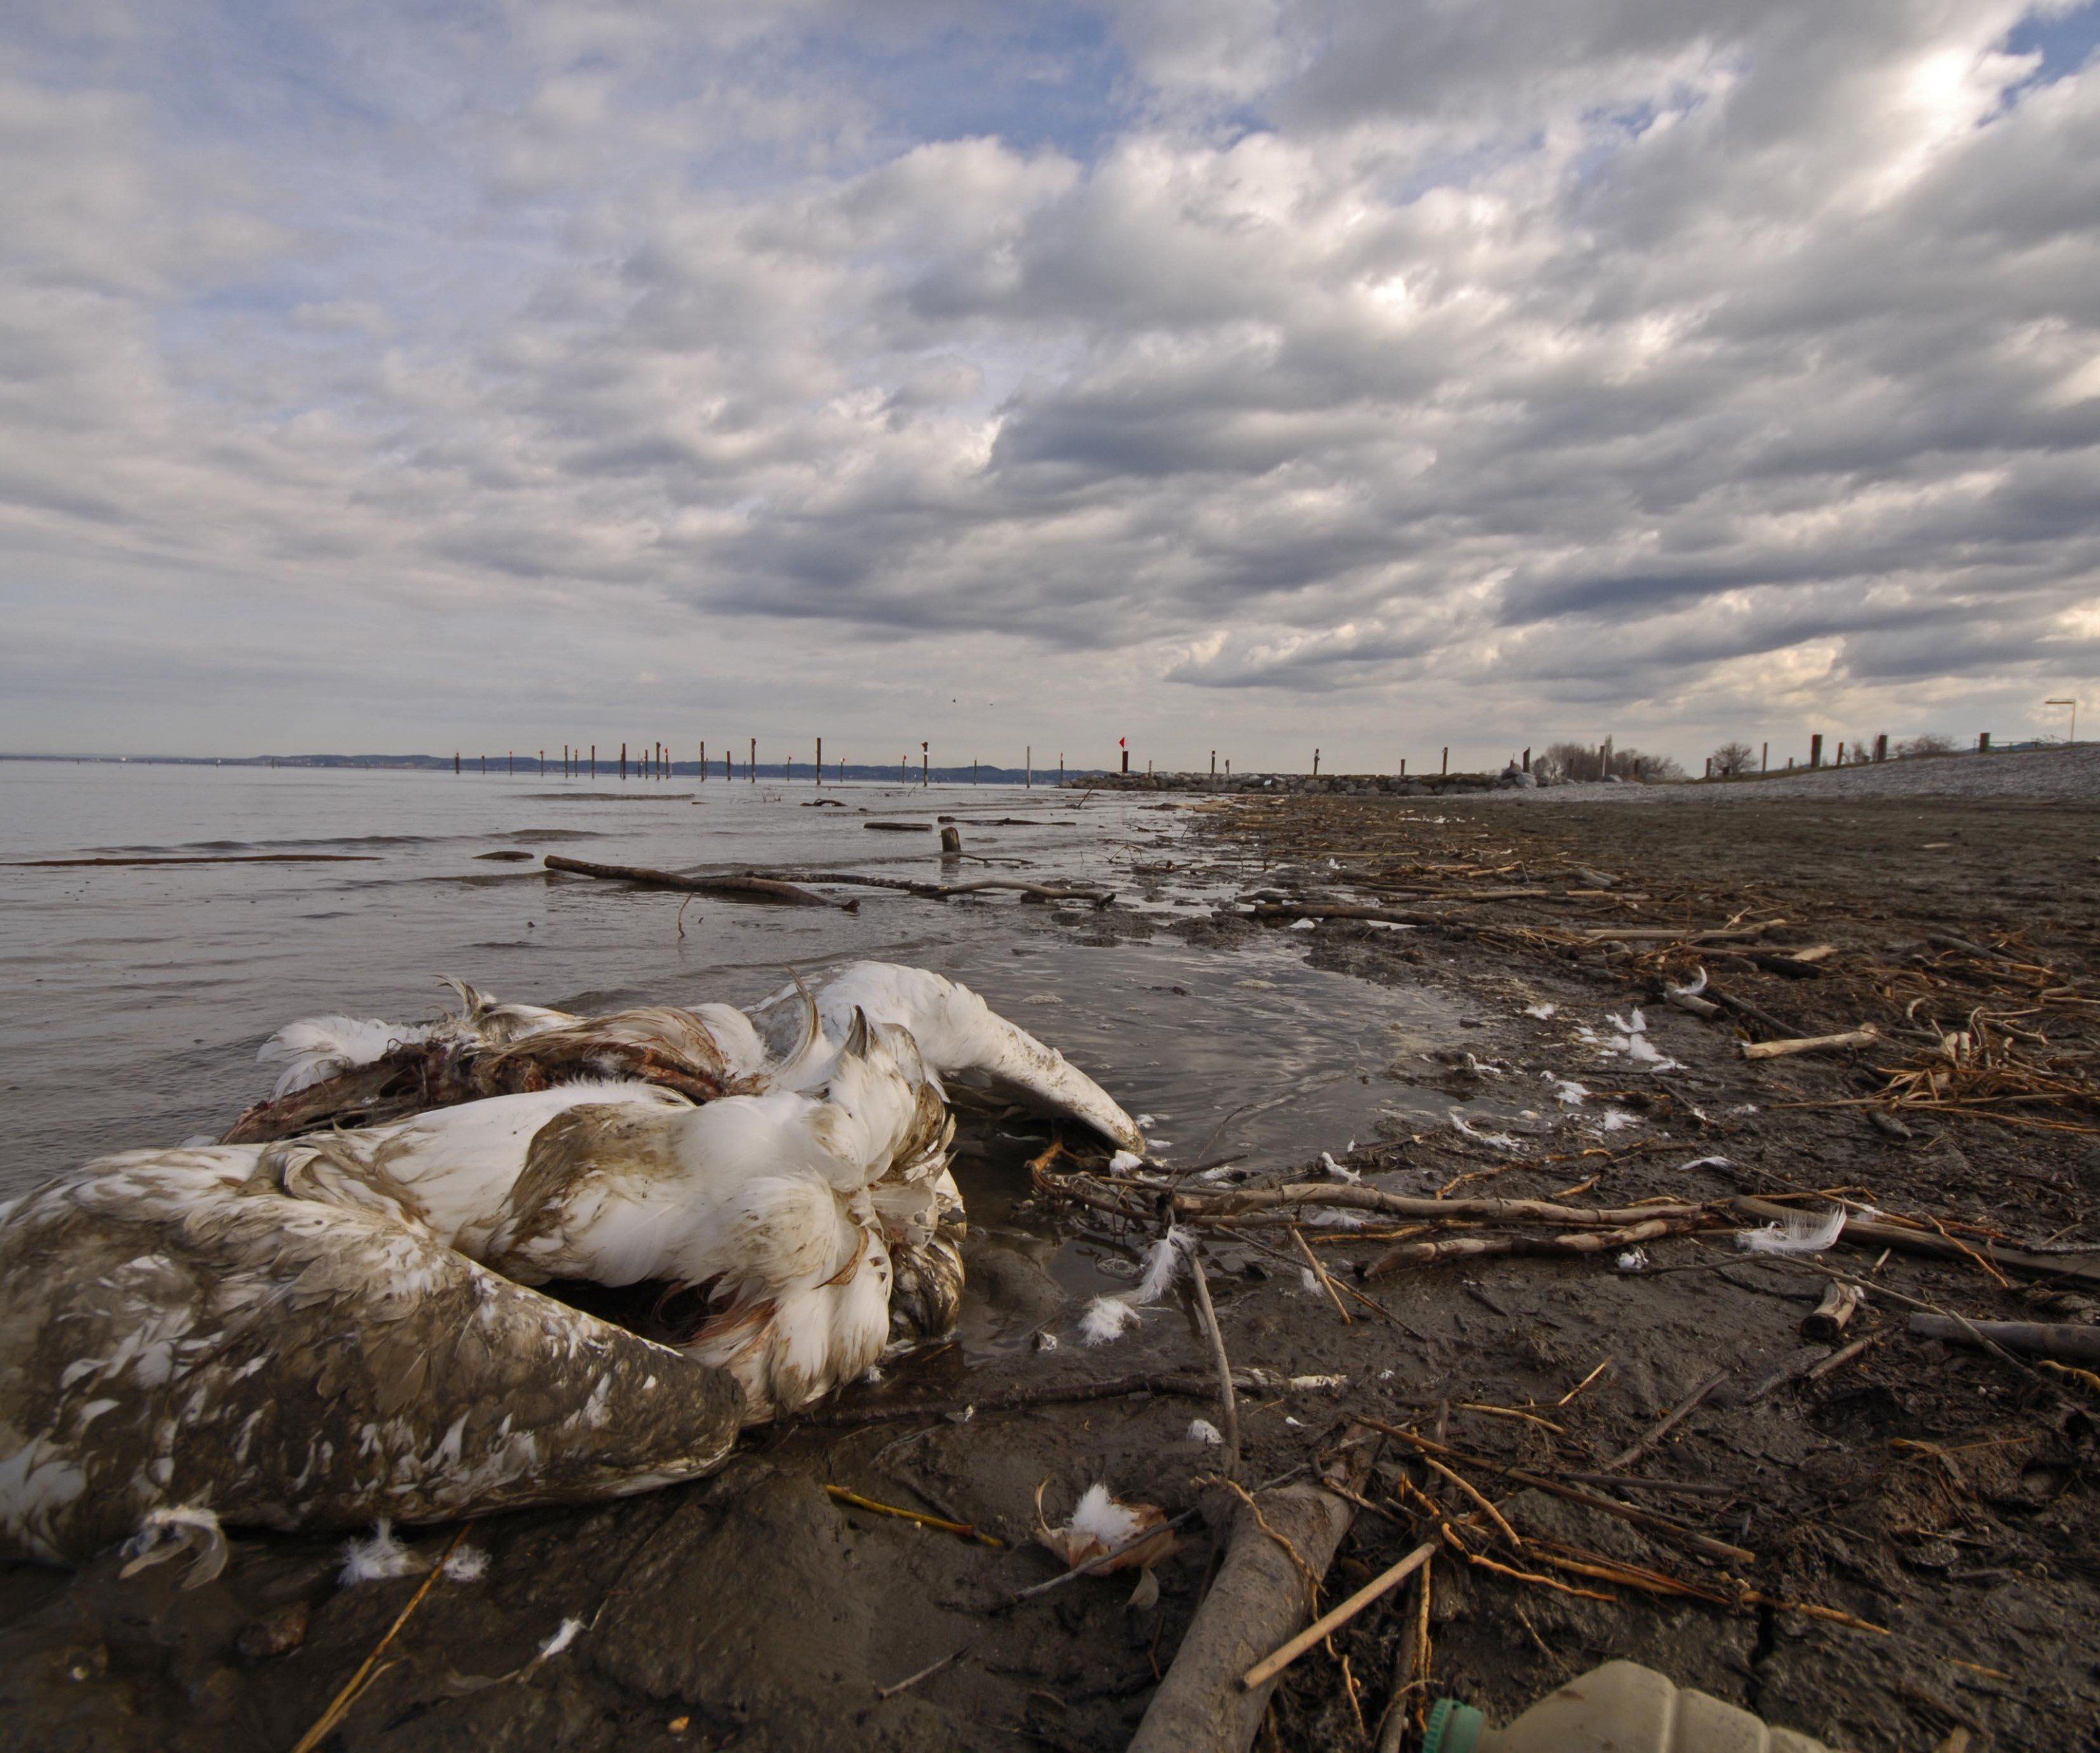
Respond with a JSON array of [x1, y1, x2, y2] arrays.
[[1127, 1443, 1376, 1753], [1906, 1315, 2100, 1365], [1732, 1197, 2100, 1287], [543, 855, 849, 910], [1802, 1281, 1864, 1343], [793, 1368, 1346, 1428], [1359, 1215, 1703, 1281], [794, 870, 1112, 904], [1177, 1183, 1709, 1228], [1601, 1372, 1730, 1472], [1741, 1027, 1878, 1061], [1185, 1248, 1242, 1475]]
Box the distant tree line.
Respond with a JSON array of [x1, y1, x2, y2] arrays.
[[1701, 730, 1962, 778], [1534, 742, 1685, 784]]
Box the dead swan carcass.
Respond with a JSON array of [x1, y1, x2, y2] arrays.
[[0, 1149, 741, 1568], [230, 961, 1146, 1156], [0, 965, 1139, 1567]]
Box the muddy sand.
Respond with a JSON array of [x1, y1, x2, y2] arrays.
[[4, 792, 2096, 1752]]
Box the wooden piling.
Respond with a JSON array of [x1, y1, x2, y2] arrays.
[[700, 740, 705, 781], [590, 744, 596, 779], [1761, 741, 1768, 772], [816, 737, 822, 786], [921, 742, 928, 788], [453, 752, 459, 774], [749, 738, 756, 783], [1026, 745, 1032, 789], [1312, 748, 1319, 776], [1440, 746, 1448, 774], [1809, 733, 1822, 768]]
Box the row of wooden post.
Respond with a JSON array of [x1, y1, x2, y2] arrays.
[[446, 740, 1066, 786]]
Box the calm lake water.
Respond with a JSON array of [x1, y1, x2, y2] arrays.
[[0, 759, 1452, 1198]]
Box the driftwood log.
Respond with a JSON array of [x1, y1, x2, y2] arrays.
[[1127, 1437, 1377, 1753], [543, 855, 849, 909], [1906, 1315, 2100, 1364], [795, 870, 1112, 904], [1802, 1282, 1864, 1343]]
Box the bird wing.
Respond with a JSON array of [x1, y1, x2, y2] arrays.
[[0, 1151, 742, 1565]]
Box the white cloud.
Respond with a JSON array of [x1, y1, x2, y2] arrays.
[[1, 0, 2096, 765]]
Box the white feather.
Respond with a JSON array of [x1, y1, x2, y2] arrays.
[[442, 1544, 488, 1582], [1080, 1297, 1142, 1345], [1064, 1483, 1143, 1549], [1736, 1206, 1847, 1256], [340, 1519, 421, 1585], [260, 1015, 434, 1099], [537, 1617, 584, 1659]]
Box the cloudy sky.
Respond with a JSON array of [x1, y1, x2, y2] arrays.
[[4, 1, 2097, 771]]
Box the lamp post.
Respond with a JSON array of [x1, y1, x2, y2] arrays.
[[2045, 698, 2076, 744]]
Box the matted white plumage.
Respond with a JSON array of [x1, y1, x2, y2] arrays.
[[0, 963, 1142, 1567]]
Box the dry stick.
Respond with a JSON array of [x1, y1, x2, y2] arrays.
[[1805, 1334, 1879, 1382], [1364, 1422, 1753, 1564], [795, 1368, 1339, 1429], [1177, 1183, 1710, 1227], [823, 1485, 1003, 1547], [290, 1527, 469, 1753], [1372, 1561, 1428, 1753], [1290, 1226, 1353, 1324], [1560, 1471, 1736, 1500], [1557, 1355, 1615, 1405], [543, 854, 847, 909], [1240, 1541, 1438, 1691], [1210, 1223, 1417, 1331], [1600, 1372, 1731, 1472], [1360, 1215, 1704, 1280], [1742, 1028, 1880, 1061], [1185, 1246, 1242, 1476]]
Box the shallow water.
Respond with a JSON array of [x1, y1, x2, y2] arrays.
[[0, 759, 1454, 1204]]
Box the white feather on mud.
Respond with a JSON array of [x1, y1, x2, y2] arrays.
[[1077, 1228, 1188, 1345], [1450, 1111, 1519, 1151], [1737, 1206, 1848, 1256], [340, 1519, 421, 1585], [1036, 1483, 1180, 1573]]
